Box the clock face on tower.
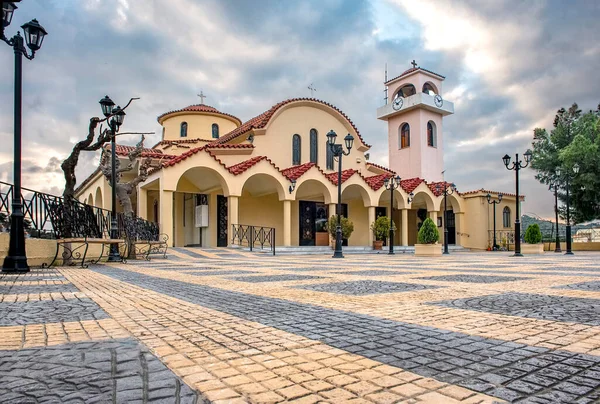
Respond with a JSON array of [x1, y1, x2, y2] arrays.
[[434, 94, 443, 107], [392, 96, 403, 111]]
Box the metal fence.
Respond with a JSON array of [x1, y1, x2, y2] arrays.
[[231, 224, 276, 255], [0, 181, 158, 241], [487, 230, 516, 251]]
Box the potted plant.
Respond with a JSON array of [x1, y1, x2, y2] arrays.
[[326, 215, 354, 248], [522, 223, 544, 254], [370, 216, 390, 250], [415, 217, 441, 256]]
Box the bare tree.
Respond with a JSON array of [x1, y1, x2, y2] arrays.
[[99, 135, 153, 218]]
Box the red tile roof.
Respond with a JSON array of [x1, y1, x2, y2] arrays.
[[281, 162, 316, 181], [428, 181, 455, 197], [326, 169, 358, 185], [385, 66, 445, 85], [152, 138, 212, 149], [162, 146, 205, 167], [157, 104, 242, 125], [205, 143, 254, 149], [105, 144, 175, 159], [364, 173, 393, 190], [211, 98, 371, 149], [460, 188, 524, 200], [227, 156, 267, 175], [400, 178, 425, 194]]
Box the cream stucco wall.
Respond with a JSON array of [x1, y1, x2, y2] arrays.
[[161, 113, 239, 142]]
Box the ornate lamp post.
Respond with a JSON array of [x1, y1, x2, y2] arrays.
[[383, 175, 401, 255], [2, 2, 48, 273], [327, 130, 354, 258], [436, 182, 456, 254], [557, 163, 579, 255], [99, 96, 126, 262], [502, 150, 532, 257], [486, 193, 502, 251], [550, 180, 561, 253]]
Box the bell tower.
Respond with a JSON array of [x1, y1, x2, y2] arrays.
[[377, 62, 454, 182]]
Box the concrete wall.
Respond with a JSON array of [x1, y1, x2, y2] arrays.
[[162, 113, 239, 142]]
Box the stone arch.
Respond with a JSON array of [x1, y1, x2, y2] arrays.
[[294, 177, 333, 205], [444, 192, 465, 213], [175, 166, 230, 196], [94, 187, 103, 209], [422, 81, 438, 95], [239, 172, 287, 202], [341, 180, 373, 207], [394, 83, 416, 99], [376, 187, 408, 209], [87, 193, 94, 206], [410, 184, 437, 212]]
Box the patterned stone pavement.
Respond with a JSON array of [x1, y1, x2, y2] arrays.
[[2, 250, 600, 403]]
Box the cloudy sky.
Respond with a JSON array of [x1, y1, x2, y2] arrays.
[[1, 0, 599, 219]]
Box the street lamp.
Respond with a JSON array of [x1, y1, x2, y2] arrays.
[[2, 3, 48, 273], [486, 193, 503, 250], [549, 178, 561, 253], [327, 130, 354, 258], [383, 175, 401, 254], [99, 96, 126, 262], [436, 182, 457, 254], [502, 149, 532, 257], [557, 163, 579, 255]]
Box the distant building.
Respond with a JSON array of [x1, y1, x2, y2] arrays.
[[574, 228, 600, 243]]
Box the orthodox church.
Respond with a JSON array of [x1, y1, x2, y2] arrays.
[[75, 63, 519, 250]]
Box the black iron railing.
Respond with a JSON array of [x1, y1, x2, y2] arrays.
[[0, 181, 158, 241], [231, 224, 275, 255], [487, 230, 515, 251]]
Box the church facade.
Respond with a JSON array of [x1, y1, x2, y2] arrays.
[[75, 65, 520, 250]]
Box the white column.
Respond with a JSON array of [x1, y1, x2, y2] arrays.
[[329, 203, 337, 218], [228, 195, 239, 247], [401, 209, 408, 246], [368, 206, 376, 246], [159, 190, 173, 247], [283, 200, 292, 246]]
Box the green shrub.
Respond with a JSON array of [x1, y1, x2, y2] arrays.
[[326, 215, 354, 240], [524, 223, 542, 244], [370, 216, 391, 241], [417, 218, 439, 244]]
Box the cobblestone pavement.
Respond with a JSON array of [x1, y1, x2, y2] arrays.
[[2, 251, 600, 403]]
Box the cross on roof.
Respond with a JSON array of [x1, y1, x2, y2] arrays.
[[197, 90, 207, 104], [411, 60, 417, 69], [308, 83, 317, 98]]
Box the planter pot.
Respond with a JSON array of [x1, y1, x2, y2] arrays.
[[373, 240, 383, 250], [415, 243, 442, 257], [315, 232, 329, 247], [521, 243, 544, 254]]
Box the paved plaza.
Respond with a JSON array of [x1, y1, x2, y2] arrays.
[[1, 250, 600, 403]]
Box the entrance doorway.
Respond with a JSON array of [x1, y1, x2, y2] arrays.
[[446, 210, 456, 244], [375, 207, 387, 246], [299, 201, 347, 246], [217, 195, 228, 247]]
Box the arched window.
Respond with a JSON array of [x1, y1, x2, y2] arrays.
[[427, 121, 437, 147], [422, 82, 438, 95], [180, 122, 188, 138], [212, 123, 219, 138], [399, 123, 410, 149], [310, 129, 318, 164], [326, 140, 334, 170], [503, 207, 511, 228], [292, 134, 301, 165], [396, 84, 416, 98]]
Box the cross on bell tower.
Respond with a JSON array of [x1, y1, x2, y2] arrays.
[[411, 60, 417, 69], [197, 90, 207, 104]]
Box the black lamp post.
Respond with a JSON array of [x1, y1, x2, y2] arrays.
[[502, 150, 532, 257], [2, 2, 48, 273], [436, 182, 456, 254], [550, 181, 561, 253], [327, 130, 353, 258], [486, 193, 502, 250], [99, 96, 126, 262], [383, 175, 401, 254], [557, 163, 579, 255]]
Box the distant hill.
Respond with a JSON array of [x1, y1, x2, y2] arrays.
[[522, 214, 598, 240]]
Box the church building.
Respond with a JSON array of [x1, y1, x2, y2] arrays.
[[75, 63, 520, 251]]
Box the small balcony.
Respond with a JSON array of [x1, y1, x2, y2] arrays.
[[377, 92, 454, 120]]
